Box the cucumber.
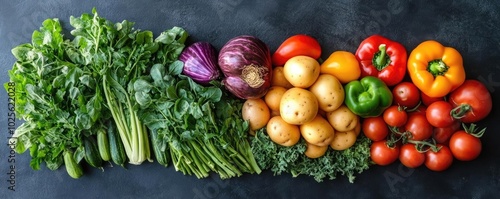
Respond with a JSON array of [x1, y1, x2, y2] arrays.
[[64, 150, 83, 179], [84, 136, 103, 169], [150, 129, 169, 166], [97, 129, 111, 161], [107, 121, 126, 167]]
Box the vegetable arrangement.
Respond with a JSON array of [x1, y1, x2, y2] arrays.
[[5, 9, 493, 183]]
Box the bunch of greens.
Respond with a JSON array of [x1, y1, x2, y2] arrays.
[[132, 62, 261, 179], [7, 18, 106, 172], [251, 129, 372, 183]]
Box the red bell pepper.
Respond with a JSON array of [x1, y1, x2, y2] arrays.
[[355, 35, 407, 86]]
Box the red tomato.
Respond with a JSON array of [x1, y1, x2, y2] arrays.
[[272, 34, 322, 66], [405, 113, 433, 141], [433, 121, 461, 144], [399, 143, 425, 168], [370, 140, 400, 166], [425, 144, 453, 171], [392, 82, 420, 108], [426, 101, 455, 128], [421, 91, 444, 107], [362, 116, 389, 141], [383, 105, 408, 127], [408, 104, 426, 117], [448, 80, 492, 123], [449, 130, 482, 161]]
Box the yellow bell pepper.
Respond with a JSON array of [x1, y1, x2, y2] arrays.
[[320, 51, 361, 84], [407, 40, 465, 98]]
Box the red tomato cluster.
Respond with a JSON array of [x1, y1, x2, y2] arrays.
[[363, 80, 491, 171]]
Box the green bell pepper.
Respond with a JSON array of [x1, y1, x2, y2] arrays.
[[344, 76, 393, 118]]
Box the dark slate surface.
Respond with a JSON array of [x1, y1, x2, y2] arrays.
[[1, 0, 499, 198]]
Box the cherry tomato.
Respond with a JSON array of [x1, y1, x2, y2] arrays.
[[448, 80, 492, 123], [399, 143, 425, 168], [425, 144, 453, 171], [405, 113, 433, 141], [426, 101, 455, 128], [392, 82, 420, 108], [433, 121, 461, 144], [421, 91, 444, 107], [362, 116, 389, 141], [408, 104, 426, 117], [449, 130, 482, 161], [370, 140, 400, 166], [272, 34, 322, 66], [383, 105, 408, 127]]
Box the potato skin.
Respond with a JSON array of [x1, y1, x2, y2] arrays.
[[280, 88, 319, 125], [326, 105, 359, 132], [266, 116, 301, 147], [271, 66, 294, 89], [300, 115, 335, 147], [264, 86, 287, 112], [305, 142, 329, 159], [283, 55, 320, 88], [242, 98, 271, 131], [330, 129, 358, 151], [309, 74, 344, 112]]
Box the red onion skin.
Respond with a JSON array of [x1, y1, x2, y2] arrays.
[[179, 42, 220, 84], [218, 35, 272, 99]]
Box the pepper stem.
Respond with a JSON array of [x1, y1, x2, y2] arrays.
[[373, 44, 391, 71], [427, 59, 449, 76]]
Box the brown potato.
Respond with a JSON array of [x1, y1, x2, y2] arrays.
[[305, 142, 329, 159], [242, 98, 271, 131], [280, 88, 319, 125], [309, 74, 344, 112], [326, 105, 358, 132], [283, 56, 320, 88], [300, 115, 335, 146], [271, 66, 294, 89], [330, 129, 358, 151], [266, 116, 301, 147], [264, 86, 287, 112]]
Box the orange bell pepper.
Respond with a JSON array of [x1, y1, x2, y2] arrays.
[[407, 40, 465, 98]]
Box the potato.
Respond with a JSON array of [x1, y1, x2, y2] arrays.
[[304, 141, 329, 159], [266, 116, 301, 146], [353, 120, 361, 136], [280, 88, 318, 125], [300, 115, 335, 146], [264, 86, 287, 112], [326, 105, 359, 132], [330, 128, 358, 150], [283, 55, 320, 88], [271, 66, 293, 89], [309, 74, 344, 112], [242, 98, 271, 131]]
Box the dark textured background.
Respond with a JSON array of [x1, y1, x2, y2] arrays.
[[1, 0, 499, 198]]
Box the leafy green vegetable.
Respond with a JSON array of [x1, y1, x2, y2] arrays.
[[251, 129, 372, 183], [6, 18, 105, 171], [133, 61, 261, 179]]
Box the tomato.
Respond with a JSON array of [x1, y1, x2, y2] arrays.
[[405, 113, 433, 141], [399, 143, 425, 168], [362, 116, 389, 141], [392, 82, 420, 108], [408, 104, 426, 117], [421, 91, 444, 107], [383, 105, 408, 127], [449, 130, 482, 161], [425, 144, 453, 171], [426, 101, 455, 128], [370, 140, 400, 166], [433, 121, 461, 144], [272, 34, 322, 66], [448, 80, 492, 123]]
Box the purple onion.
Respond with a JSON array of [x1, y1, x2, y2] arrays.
[[218, 35, 272, 99], [179, 42, 220, 84]]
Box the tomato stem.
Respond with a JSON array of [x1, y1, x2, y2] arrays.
[[373, 44, 391, 71], [450, 104, 471, 119], [463, 123, 486, 138]]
